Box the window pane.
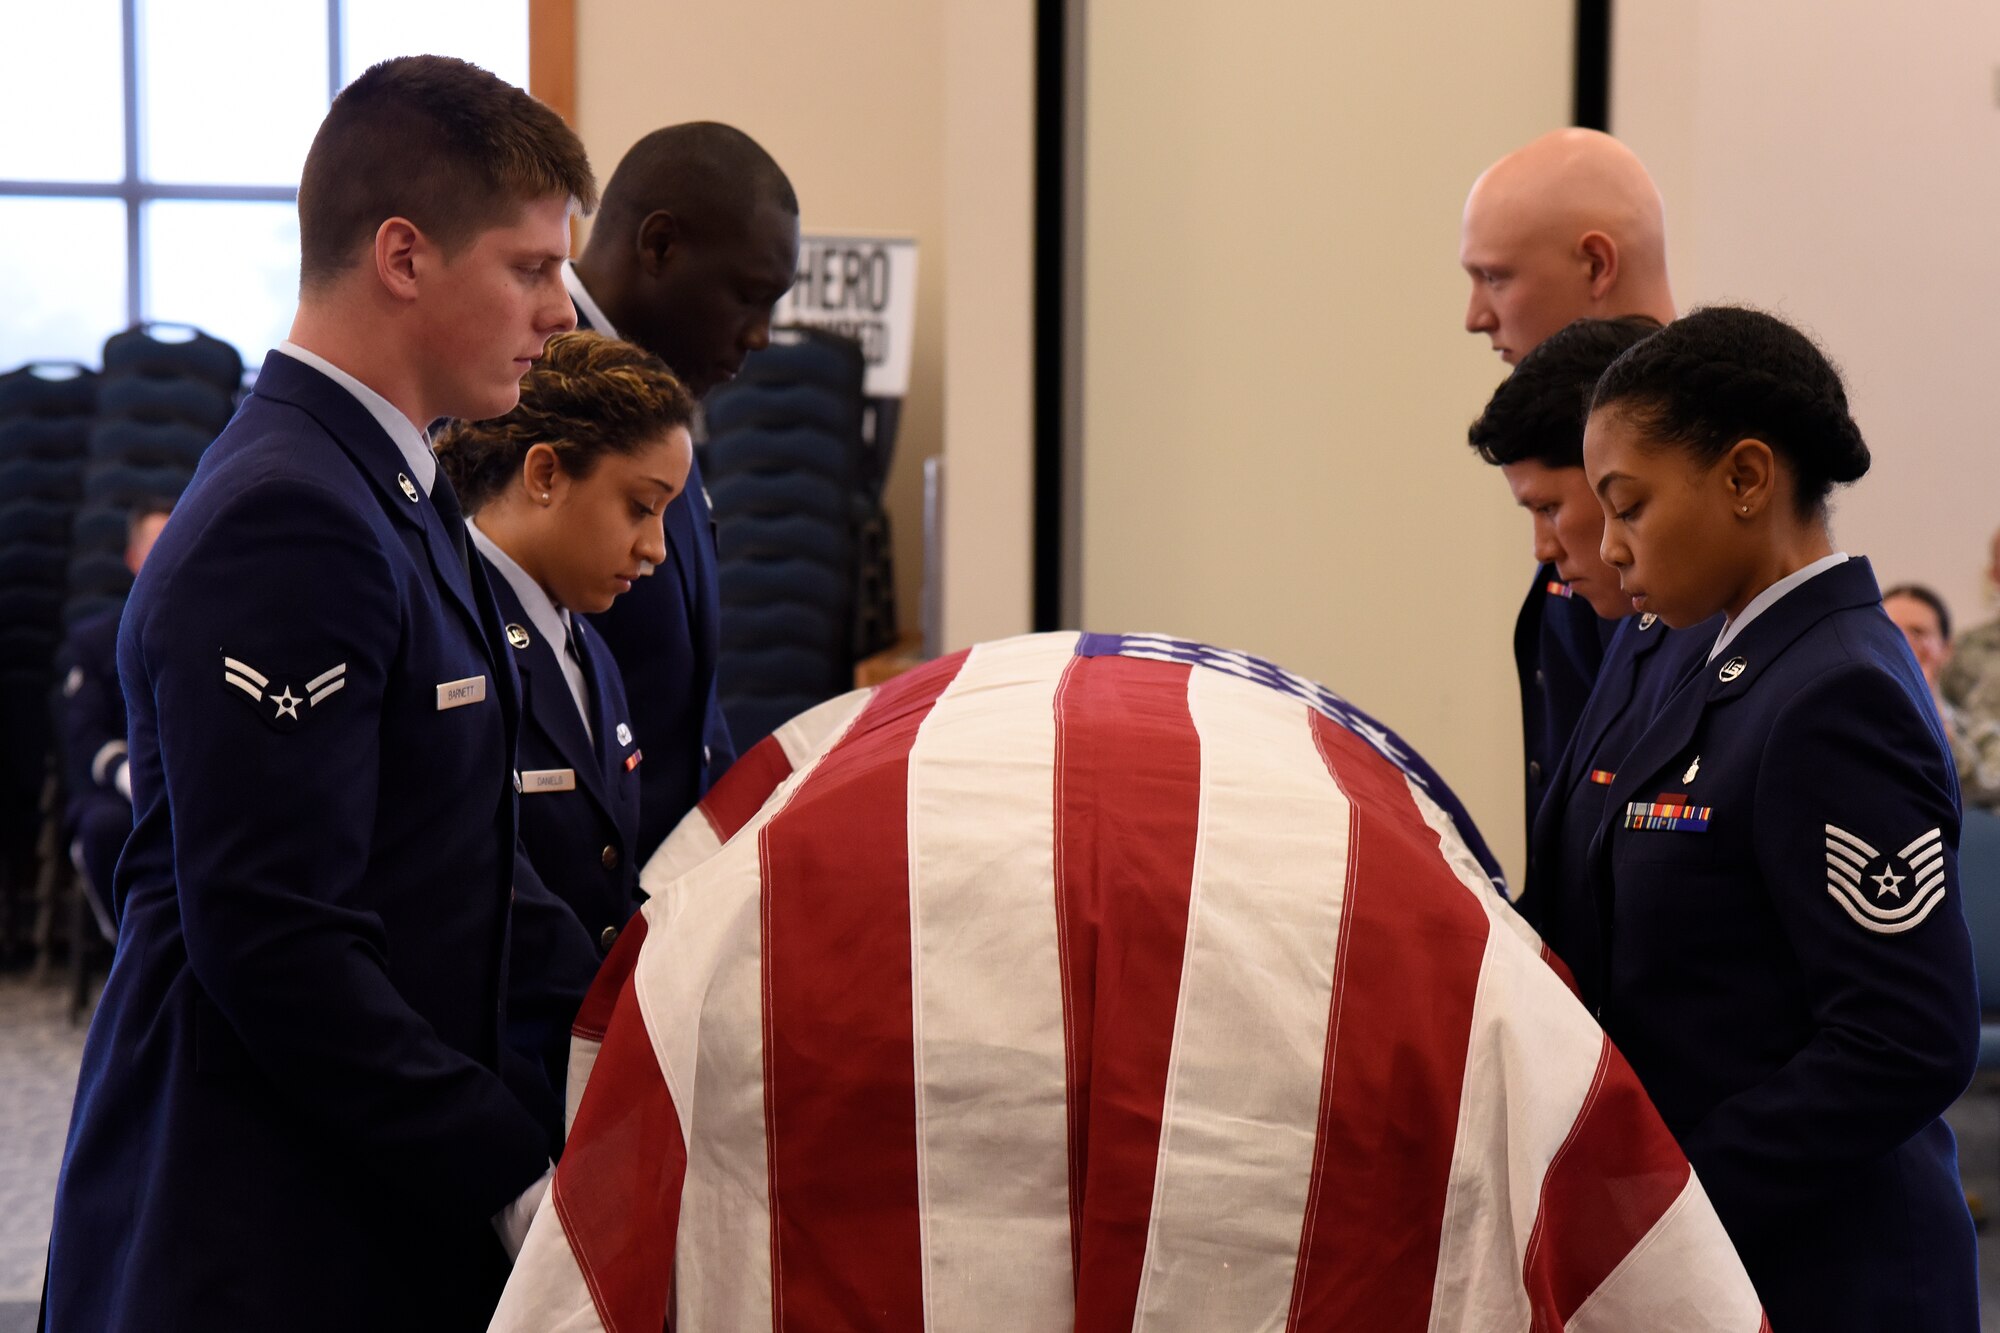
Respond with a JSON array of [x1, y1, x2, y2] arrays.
[[0, 0, 124, 182], [0, 199, 128, 366], [144, 201, 297, 365], [139, 0, 326, 185], [342, 0, 530, 91]]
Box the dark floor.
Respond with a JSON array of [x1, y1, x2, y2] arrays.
[[4, 972, 2000, 1327]]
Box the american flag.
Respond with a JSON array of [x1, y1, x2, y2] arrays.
[[493, 632, 1765, 1332]]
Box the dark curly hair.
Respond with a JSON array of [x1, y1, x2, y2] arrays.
[[1467, 316, 1662, 468], [1590, 305, 1870, 516], [434, 331, 697, 511]]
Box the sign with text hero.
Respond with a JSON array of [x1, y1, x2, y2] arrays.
[[772, 233, 919, 399]]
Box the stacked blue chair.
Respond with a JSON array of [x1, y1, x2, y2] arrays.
[[700, 330, 871, 747], [0, 364, 97, 932], [70, 325, 240, 625]]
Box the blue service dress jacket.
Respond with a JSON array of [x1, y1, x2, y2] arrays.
[[1513, 560, 1614, 842], [44, 352, 571, 1333], [574, 308, 736, 855], [53, 605, 132, 923], [1519, 609, 1715, 1001], [1587, 556, 1979, 1332], [484, 553, 645, 1142]]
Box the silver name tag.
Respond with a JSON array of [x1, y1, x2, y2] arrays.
[[520, 768, 577, 793], [436, 675, 488, 710]]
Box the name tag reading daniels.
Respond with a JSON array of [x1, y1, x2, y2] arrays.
[[520, 768, 577, 794], [436, 675, 488, 710]]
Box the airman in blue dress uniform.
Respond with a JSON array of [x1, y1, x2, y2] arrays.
[[1459, 129, 1677, 840], [1580, 307, 1978, 1330], [564, 124, 802, 853], [436, 331, 696, 1143], [43, 59, 600, 1332], [1465, 315, 1722, 981]]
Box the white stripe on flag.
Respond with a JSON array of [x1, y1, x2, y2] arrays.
[[1131, 667, 1354, 1329], [489, 1200, 610, 1333], [1424, 922, 1605, 1332], [1564, 1176, 1763, 1333], [639, 688, 872, 893], [906, 634, 1077, 1331]]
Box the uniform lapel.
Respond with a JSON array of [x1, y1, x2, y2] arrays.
[[1597, 559, 1886, 859], [250, 352, 500, 677], [486, 561, 615, 824]]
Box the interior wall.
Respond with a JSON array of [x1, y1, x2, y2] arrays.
[[1078, 2, 1575, 880], [573, 0, 947, 648], [1613, 0, 2000, 631]]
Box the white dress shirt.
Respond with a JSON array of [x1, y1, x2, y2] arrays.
[[562, 261, 620, 340], [1710, 552, 1851, 661], [274, 340, 436, 494]]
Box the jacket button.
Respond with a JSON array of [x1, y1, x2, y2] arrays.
[[1528, 760, 1543, 783], [599, 925, 618, 951], [1533, 668, 1545, 687], [601, 845, 620, 870]]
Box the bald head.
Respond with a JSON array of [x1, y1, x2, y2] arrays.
[[575, 123, 800, 397], [1459, 129, 1674, 364]]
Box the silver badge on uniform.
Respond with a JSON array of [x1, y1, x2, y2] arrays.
[[1682, 755, 1700, 784], [1639, 613, 1658, 631], [1824, 824, 1947, 934], [520, 768, 577, 793], [616, 722, 633, 747], [506, 623, 531, 650], [1717, 656, 1747, 682], [222, 655, 346, 731], [397, 473, 419, 503]]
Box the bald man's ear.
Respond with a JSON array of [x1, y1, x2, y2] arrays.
[[1579, 231, 1619, 300], [635, 209, 682, 276]]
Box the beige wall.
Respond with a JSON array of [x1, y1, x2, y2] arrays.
[[574, 0, 948, 644], [1078, 2, 1575, 879], [1614, 0, 2000, 632]]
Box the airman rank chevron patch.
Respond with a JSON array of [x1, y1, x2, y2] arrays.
[[1825, 824, 1946, 934]]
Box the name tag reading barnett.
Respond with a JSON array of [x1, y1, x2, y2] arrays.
[[520, 768, 577, 793], [436, 675, 488, 710]]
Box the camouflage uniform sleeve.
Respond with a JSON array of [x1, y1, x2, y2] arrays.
[[1944, 700, 2000, 811], [1941, 618, 2000, 711]]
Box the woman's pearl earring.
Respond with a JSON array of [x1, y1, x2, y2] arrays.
[[542, 492, 551, 502]]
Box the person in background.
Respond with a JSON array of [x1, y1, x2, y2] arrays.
[[564, 122, 802, 858], [1885, 581, 2000, 809], [1941, 527, 2000, 786], [1464, 316, 1717, 988], [45, 56, 598, 1332], [1459, 128, 1677, 839], [435, 330, 696, 1138], [54, 496, 172, 932], [1582, 306, 1978, 1330]]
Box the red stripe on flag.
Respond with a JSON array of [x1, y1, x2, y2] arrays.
[[1053, 655, 1203, 1327], [1287, 712, 1491, 1332], [551, 973, 686, 1333], [759, 652, 968, 1332], [572, 911, 650, 1042], [1521, 1036, 1691, 1330], [698, 731, 797, 843]]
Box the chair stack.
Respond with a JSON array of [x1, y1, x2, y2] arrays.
[[68, 325, 241, 626], [699, 329, 871, 748], [0, 364, 99, 913]]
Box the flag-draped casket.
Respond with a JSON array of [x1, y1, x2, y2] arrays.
[[492, 632, 1765, 1332]]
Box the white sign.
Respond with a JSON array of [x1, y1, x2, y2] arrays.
[[773, 233, 919, 398]]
